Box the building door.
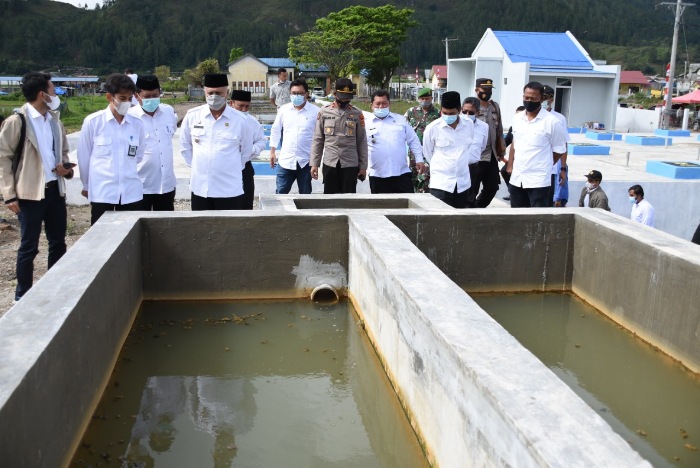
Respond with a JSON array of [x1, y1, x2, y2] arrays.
[[555, 78, 572, 121]]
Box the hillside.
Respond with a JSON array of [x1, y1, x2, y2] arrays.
[[0, 0, 697, 75]]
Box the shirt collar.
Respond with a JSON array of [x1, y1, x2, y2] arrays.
[[26, 103, 51, 122], [104, 106, 135, 125]]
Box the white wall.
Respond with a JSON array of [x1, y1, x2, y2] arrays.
[[500, 62, 530, 129], [615, 107, 661, 133], [561, 77, 613, 128], [447, 58, 474, 103]]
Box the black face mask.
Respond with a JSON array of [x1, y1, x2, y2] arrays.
[[478, 91, 492, 101], [523, 100, 541, 113], [337, 100, 350, 108]]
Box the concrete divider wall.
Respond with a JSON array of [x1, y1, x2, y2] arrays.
[[0, 214, 144, 467], [348, 214, 650, 467], [388, 211, 575, 292], [572, 211, 700, 373], [141, 213, 349, 300]]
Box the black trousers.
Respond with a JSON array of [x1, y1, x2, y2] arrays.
[[142, 190, 175, 211], [90, 199, 142, 225], [508, 184, 551, 208], [15, 183, 67, 300], [242, 161, 255, 210], [692, 222, 700, 245], [548, 174, 556, 207], [191, 192, 245, 211], [322, 162, 359, 194], [466, 158, 500, 208], [369, 173, 413, 194], [430, 186, 470, 208]]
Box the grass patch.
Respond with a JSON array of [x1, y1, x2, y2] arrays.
[[2, 95, 188, 133], [351, 99, 430, 117]]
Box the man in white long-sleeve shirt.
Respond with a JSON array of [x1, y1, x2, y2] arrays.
[[180, 73, 253, 210], [629, 184, 655, 227], [128, 75, 178, 211], [462, 96, 489, 207], [365, 89, 424, 194], [422, 91, 477, 208], [229, 89, 266, 209], [78, 73, 146, 224], [270, 79, 320, 194]]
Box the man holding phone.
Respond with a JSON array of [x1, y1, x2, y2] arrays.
[[0, 72, 74, 303]]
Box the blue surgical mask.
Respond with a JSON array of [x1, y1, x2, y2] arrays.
[[291, 94, 305, 106], [373, 107, 390, 118], [141, 97, 160, 113], [467, 114, 476, 122], [442, 114, 458, 125], [629, 196, 637, 204]]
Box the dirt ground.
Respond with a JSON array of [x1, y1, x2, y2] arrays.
[[0, 102, 206, 318], [0, 200, 194, 318]]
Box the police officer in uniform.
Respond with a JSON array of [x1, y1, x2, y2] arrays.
[[310, 78, 368, 194], [466, 78, 506, 208]]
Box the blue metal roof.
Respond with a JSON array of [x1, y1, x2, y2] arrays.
[[299, 63, 328, 73], [258, 58, 296, 68], [493, 31, 592, 70]]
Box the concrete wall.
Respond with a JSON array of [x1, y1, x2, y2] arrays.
[[572, 211, 700, 373], [566, 180, 700, 241], [348, 214, 649, 467], [0, 214, 144, 467], [389, 211, 574, 292], [615, 107, 660, 133], [565, 76, 612, 128], [3, 202, 699, 466], [141, 213, 349, 300]]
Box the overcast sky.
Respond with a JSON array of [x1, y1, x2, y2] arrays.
[[54, 0, 104, 8]]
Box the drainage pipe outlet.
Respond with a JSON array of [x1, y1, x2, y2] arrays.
[[311, 284, 339, 303]]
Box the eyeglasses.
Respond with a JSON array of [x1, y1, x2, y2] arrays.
[[461, 110, 476, 115], [290, 92, 306, 96]]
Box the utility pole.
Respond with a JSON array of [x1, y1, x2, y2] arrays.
[[659, 0, 694, 129], [442, 37, 459, 70]]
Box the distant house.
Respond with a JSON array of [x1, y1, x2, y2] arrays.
[[448, 29, 621, 129], [619, 71, 649, 95], [227, 54, 331, 96], [430, 65, 447, 90]]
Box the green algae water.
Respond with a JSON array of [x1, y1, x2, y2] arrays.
[[71, 300, 428, 467], [473, 292, 700, 468]]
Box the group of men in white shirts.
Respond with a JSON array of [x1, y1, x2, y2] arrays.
[[78, 72, 268, 222]]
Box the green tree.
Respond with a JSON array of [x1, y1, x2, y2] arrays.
[[155, 65, 171, 83], [288, 5, 417, 85], [191, 58, 221, 86], [228, 47, 244, 64]]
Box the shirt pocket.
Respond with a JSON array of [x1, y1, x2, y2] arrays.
[[215, 132, 239, 153], [93, 136, 112, 157], [522, 132, 547, 148], [435, 138, 452, 149], [191, 127, 206, 145]]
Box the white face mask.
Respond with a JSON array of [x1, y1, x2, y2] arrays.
[[585, 182, 597, 191], [44, 93, 61, 111], [112, 99, 131, 116], [206, 94, 226, 111]]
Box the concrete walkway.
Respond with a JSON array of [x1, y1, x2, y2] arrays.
[[64, 128, 700, 240]]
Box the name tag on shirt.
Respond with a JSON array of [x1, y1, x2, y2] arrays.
[[128, 145, 138, 157]]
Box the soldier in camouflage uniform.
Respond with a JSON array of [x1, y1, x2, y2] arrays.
[[404, 87, 440, 192]]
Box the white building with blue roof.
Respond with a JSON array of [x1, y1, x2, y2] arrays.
[[449, 29, 621, 129]]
